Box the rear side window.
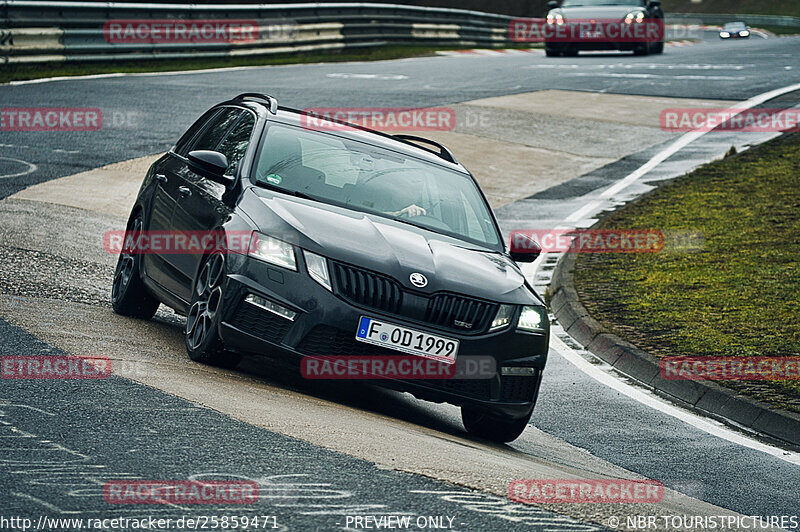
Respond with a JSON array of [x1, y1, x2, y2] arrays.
[[188, 108, 243, 153], [216, 112, 256, 176], [174, 109, 219, 157]]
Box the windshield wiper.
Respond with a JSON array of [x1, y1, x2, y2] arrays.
[[253, 181, 322, 202], [389, 216, 440, 234]]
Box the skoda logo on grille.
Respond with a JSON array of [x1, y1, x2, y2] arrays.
[[409, 272, 428, 288]]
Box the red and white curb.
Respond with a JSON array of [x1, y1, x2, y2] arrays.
[[666, 39, 698, 47], [436, 48, 543, 56]]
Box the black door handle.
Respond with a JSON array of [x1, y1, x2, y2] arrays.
[[178, 186, 192, 197], [155, 173, 167, 183]]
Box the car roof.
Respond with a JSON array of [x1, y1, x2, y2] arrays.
[[222, 95, 470, 175]]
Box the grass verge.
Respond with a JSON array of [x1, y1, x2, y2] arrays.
[[0, 44, 540, 84], [573, 132, 800, 413], [663, 0, 800, 18], [753, 24, 800, 36]]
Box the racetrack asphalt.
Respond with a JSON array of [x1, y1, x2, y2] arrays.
[[1, 30, 798, 531]]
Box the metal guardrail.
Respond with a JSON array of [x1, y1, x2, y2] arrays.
[[0, 1, 515, 64], [668, 12, 800, 29], [2, 2, 798, 65]]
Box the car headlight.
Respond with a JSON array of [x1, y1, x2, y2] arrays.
[[740, 30, 750, 36], [547, 13, 564, 25], [625, 11, 644, 24], [303, 250, 331, 292], [517, 306, 547, 333], [249, 233, 297, 271], [491, 304, 515, 331], [720, 31, 730, 37]]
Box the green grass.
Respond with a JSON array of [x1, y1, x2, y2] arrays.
[[573, 133, 800, 413], [1, 44, 527, 84], [753, 24, 800, 36], [663, 0, 800, 18]]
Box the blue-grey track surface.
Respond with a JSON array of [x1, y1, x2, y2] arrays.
[[1, 29, 799, 531]]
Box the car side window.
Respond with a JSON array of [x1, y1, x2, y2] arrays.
[[174, 109, 220, 157], [215, 112, 255, 176], [189, 108, 243, 153]]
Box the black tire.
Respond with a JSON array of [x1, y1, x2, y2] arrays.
[[633, 43, 650, 55], [563, 48, 579, 57], [652, 41, 664, 54], [545, 47, 558, 57], [185, 252, 242, 369], [111, 213, 160, 319], [461, 407, 532, 443]]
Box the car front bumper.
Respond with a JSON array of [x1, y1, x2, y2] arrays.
[[217, 254, 549, 419]]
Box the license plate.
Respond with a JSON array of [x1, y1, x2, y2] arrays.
[[581, 31, 603, 38], [355, 316, 459, 364]]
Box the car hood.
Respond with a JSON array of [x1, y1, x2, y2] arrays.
[[242, 188, 537, 304], [554, 5, 643, 19]]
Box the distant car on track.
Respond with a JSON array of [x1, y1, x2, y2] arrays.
[[719, 22, 750, 39], [544, 0, 665, 56], [111, 93, 550, 443]]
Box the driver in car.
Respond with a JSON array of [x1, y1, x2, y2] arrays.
[[390, 204, 427, 218]]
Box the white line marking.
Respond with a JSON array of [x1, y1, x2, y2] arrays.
[[13, 492, 62, 512], [551, 335, 800, 466], [568, 73, 748, 80], [326, 73, 408, 80], [0, 403, 55, 416], [524, 63, 750, 71], [600, 82, 800, 199], [0, 157, 37, 179], [6, 56, 410, 86], [539, 82, 800, 457]]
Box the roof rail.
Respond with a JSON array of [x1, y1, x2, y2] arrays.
[[393, 134, 457, 164], [233, 93, 278, 115]]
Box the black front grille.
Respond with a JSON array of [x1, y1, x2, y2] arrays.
[[330, 261, 497, 334], [425, 294, 496, 332], [297, 325, 395, 357], [228, 301, 293, 344], [330, 261, 403, 314]]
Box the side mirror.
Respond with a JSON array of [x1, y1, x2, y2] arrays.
[[509, 231, 541, 263], [547, 1, 559, 9], [188, 150, 233, 186], [648, 0, 661, 7]]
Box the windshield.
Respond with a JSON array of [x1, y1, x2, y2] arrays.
[[561, 0, 645, 6], [724, 22, 746, 29], [253, 123, 500, 248]]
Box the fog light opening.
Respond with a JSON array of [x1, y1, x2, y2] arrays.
[[501, 367, 538, 376], [245, 294, 297, 321]]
